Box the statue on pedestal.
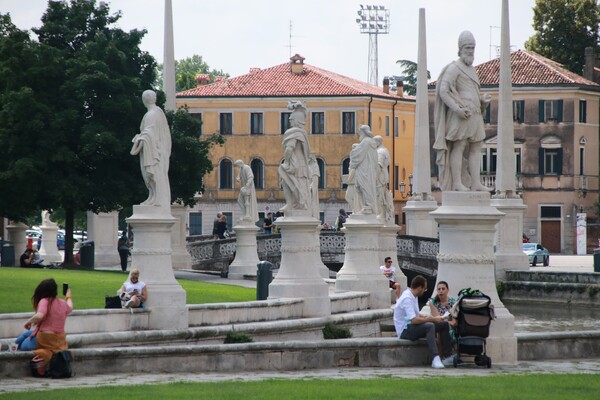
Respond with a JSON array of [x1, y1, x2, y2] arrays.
[[130, 90, 172, 208], [374, 136, 394, 222], [279, 101, 312, 212], [433, 31, 491, 192], [235, 160, 258, 223], [347, 125, 378, 215]]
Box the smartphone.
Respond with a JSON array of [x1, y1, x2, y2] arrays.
[[62, 283, 69, 296]]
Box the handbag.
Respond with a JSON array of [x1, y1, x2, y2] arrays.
[[104, 295, 122, 309]]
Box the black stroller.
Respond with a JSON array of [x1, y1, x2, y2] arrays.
[[450, 288, 495, 368]]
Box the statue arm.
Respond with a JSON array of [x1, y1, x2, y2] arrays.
[[438, 67, 469, 119]]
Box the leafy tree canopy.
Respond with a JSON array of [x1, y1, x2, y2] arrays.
[[394, 59, 431, 96], [158, 55, 229, 91], [525, 0, 599, 74]]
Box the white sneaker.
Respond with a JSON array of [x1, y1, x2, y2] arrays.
[[442, 356, 455, 367], [124, 299, 135, 308], [431, 356, 444, 369]]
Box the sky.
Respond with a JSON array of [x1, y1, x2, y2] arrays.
[[1, 0, 537, 84]]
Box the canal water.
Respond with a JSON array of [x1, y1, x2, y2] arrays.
[[505, 300, 600, 332]]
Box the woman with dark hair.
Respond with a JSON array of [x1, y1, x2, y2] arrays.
[[24, 279, 73, 365], [428, 281, 456, 317]]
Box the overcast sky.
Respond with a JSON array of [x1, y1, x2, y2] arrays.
[[1, 0, 537, 83]]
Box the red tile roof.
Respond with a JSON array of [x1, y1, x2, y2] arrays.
[[476, 50, 599, 86], [177, 62, 405, 99], [430, 50, 599, 88]]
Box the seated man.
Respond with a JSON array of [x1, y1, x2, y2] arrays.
[[393, 275, 454, 369], [380, 256, 401, 299], [19, 249, 44, 268]]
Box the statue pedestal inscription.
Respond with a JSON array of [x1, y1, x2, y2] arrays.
[[335, 214, 389, 310], [431, 192, 516, 364], [127, 205, 188, 329], [268, 212, 330, 317], [228, 223, 261, 279]]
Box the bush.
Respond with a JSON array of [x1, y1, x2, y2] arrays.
[[322, 323, 352, 339], [224, 331, 253, 344]]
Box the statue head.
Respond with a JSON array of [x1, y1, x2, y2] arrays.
[[359, 125, 373, 138], [457, 31, 476, 65], [234, 159, 244, 168], [142, 90, 157, 107], [287, 101, 307, 129], [374, 135, 383, 147]]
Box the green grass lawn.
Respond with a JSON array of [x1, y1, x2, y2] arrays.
[[0, 267, 255, 313], [1, 374, 599, 399]]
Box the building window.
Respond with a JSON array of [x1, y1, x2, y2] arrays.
[[341, 157, 350, 189], [312, 112, 325, 134], [189, 212, 202, 235], [481, 144, 522, 175], [316, 157, 326, 189], [539, 135, 563, 175], [539, 100, 563, 122], [579, 147, 585, 175], [394, 117, 398, 137], [223, 212, 233, 232], [250, 158, 264, 189], [219, 158, 233, 189], [394, 165, 399, 190], [219, 113, 232, 135], [515, 147, 522, 174], [579, 100, 587, 123], [385, 116, 390, 136], [250, 112, 263, 135], [190, 112, 203, 135], [513, 100, 524, 123], [281, 112, 291, 134], [342, 112, 355, 134], [540, 205, 561, 219], [484, 103, 491, 123]]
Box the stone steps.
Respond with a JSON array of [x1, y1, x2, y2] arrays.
[[501, 271, 600, 305]]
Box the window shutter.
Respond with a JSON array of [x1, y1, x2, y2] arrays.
[[538, 148, 544, 175], [518, 100, 525, 123], [538, 100, 545, 123], [484, 104, 491, 123], [557, 100, 563, 122], [556, 148, 563, 175]]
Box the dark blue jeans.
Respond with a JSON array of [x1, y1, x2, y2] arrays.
[[400, 322, 452, 358]]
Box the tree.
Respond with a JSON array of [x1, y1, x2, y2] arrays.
[[394, 60, 431, 96], [158, 55, 229, 91], [0, 3, 224, 266], [525, 0, 599, 75]]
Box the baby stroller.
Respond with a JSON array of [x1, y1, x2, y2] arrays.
[[450, 288, 495, 368]]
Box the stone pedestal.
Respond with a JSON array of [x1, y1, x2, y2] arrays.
[[127, 205, 188, 329], [404, 199, 439, 238], [6, 222, 28, 254], [431, 192, 516, 364], [39, 224, 62, 264], [228, 223, 261, 279], [170, 204, 192, 270], [268, 211, 330, 317], [491, 198, 529, 280], [87, 211, 120, 267], [379, 223, 407, 291], [335, 214, 389, 310]]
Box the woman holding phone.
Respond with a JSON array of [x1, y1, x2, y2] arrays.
[[24, 279, 73, 365], [118, 268, 147, 308]]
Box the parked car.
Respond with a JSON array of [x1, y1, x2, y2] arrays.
[[522, 243, 550, 266]]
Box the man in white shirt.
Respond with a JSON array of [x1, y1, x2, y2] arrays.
[[393, 275, 454, 368], [380, 256, 400, 299]]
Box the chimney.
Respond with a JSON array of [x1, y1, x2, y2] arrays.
[[195, 73, 210, 87], [396, 81, 404, 97], [383, 77, 390, 94], [290, 53, 306, 75], [249, 67, 261, 74], [583, 47, 596, 82], [214, 75, 226, 82]]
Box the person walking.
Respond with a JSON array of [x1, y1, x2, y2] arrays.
[[117, 232, 130, 272]]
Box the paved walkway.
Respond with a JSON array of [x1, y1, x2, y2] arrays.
[[2, 359, 600, 394]]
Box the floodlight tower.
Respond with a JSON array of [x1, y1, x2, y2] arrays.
[[356, 5, 390, 86]]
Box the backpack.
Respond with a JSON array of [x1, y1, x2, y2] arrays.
[[48, 350, 73, 378]]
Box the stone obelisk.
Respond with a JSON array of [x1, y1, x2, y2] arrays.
[[491, 0, 528, 280], [403, 8, 438, 238]]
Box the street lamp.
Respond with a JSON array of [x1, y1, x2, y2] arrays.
[[398, 174, 413, 199]]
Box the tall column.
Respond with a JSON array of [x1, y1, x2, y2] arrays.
[[492, 0, 528, 279], [431, 192, 516, 364], [335, 214, 389, 310], [170, 204, 192, 270], [127, 206, 188, 329], [403, 8, 438, 237], [268, 211, 330, 317], [87, 211, 120, 266], [163, 0, 176, 111]]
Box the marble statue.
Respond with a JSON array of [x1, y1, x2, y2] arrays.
[[279, 101, 312, 212], [347, 125, 378, 215], [130, 90, 172, 208], [374, 136, 394, 222], [308, 153, 321, 219], [433, 31, 491, 192], [41, 210, 56, 227], [235, 160, 258, 223]]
